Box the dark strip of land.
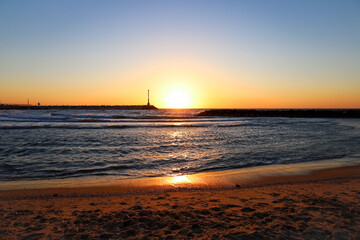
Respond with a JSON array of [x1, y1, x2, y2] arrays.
[[198, 109, 360, 118], [0, 105, 158, 110]]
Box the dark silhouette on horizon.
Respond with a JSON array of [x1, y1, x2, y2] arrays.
[[197, 109, 360, 118], [0, 90, 158, 110], [0, 104, 158, 110]]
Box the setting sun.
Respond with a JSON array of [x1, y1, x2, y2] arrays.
[[165, 89, 192, 108]]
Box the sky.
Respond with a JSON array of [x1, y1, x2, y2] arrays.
[[0, 0, 359, 108]]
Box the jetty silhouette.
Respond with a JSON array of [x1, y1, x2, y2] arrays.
[[197, 109, 360, 118], [0, 90, 158, 110]]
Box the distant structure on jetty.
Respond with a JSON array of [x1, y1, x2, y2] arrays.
[[0, 90, 158, 110]]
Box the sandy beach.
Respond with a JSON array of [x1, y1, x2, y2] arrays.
[[0, 165, 359, 240]]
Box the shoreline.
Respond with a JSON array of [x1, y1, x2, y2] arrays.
[[1, 159, 359, 196]]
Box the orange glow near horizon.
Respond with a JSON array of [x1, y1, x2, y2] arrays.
[[1, 65, 359, 109]]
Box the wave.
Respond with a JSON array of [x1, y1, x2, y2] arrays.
[[0, 118, 252, 129], [0, 123, 212, 130], [216, 122, 251, 127], [0, 114, 226, 124]]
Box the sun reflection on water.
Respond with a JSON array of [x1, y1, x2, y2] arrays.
[[169, 175, 191, 184], [171, 131, 183, 138], [172, 123, 185, 126]]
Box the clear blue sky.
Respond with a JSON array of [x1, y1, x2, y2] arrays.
[[1, 0, 359, 107]]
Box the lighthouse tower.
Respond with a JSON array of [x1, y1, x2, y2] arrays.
[[147, 89, 150, 106]]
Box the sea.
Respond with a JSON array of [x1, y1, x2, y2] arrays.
[[1, 109, 360, 188]]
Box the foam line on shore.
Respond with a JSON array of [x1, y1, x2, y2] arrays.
[[0, 158, 359, 195]]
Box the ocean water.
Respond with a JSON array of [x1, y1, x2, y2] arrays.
[[0, 109, 360, 184]]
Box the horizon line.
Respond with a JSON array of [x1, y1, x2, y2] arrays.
[[0, 103, 359, 110]]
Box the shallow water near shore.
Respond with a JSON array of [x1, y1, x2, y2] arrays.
[[1, 109, 360, 189], [0, 158, 359, 191]]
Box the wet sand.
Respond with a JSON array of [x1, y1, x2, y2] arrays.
[[1, 166, 360, 239]]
